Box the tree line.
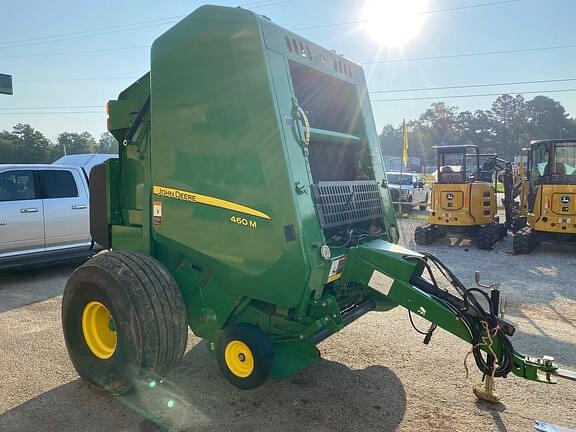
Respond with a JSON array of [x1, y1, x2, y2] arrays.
[[0, 123, 118, 164], [2, 94, 575, 166], [379, 94, 576, 168]]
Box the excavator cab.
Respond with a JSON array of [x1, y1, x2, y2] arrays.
[[513, 139, 576, 253], [415, 145, 509, 249]]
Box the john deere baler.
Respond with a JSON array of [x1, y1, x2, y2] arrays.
[[62, 5, 573, 396]]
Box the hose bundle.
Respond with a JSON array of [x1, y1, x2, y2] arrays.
[[406, 253, 514, 377]]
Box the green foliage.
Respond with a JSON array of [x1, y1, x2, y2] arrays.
[[97, 132, 119, 154], [0, 123, 53, 163], [57, 131, 97, 156], [0, 124, 118, 163], [379, 94, 576, 167]]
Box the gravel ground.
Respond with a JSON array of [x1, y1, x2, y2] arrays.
[[0, 222, 574, 432]]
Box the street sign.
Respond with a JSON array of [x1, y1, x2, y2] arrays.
[[0, 73, 13, 95]]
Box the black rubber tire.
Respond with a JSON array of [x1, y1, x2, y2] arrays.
[[419, 194, 429, 211], [217, 323, 273, 390], [62, 251, 188, 395]]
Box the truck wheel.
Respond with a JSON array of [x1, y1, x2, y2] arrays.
[[419, 194, 429, 211], [62, 251, 188, 395], [217, 323, 273, 390]]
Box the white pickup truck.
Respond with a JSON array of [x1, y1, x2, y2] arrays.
[[386, 171, 430, 212], [0, 155, 113, 269]]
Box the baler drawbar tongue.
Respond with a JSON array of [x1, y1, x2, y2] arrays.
[[347, 242, 575, 402]]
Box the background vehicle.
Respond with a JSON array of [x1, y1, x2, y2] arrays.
[[513, 139, 576, 253], [61, 5, 569, 401], [53, 154, 115, 177], [414, 145, 515, 249], [0, 155, 114, 269], [386, 171, 430, 211]]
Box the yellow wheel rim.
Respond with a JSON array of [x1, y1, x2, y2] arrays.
[[81, 301, 117, 360], [224, 340, 254, 378]]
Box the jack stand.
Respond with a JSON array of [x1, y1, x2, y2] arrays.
[[472, 277, 501, 403], [473, 375, 499, 403]]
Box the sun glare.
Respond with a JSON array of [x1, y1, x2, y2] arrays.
[[361, 0, 429, 47]]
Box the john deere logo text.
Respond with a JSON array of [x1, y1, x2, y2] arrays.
[[153, 185, 271, 220]]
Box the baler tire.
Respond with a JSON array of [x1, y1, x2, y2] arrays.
[[62, 251, 188, 395], [217, 323, 273, 390]]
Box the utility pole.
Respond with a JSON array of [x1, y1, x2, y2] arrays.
[[0, 73, 13, 95]]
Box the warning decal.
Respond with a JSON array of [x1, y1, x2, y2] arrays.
[[153, 201, 162, 225], [368, 270, 394, 296]]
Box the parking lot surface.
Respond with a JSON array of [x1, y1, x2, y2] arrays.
[[1, 221, 574, 431]]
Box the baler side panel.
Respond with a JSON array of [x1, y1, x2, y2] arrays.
[[149, 6, 311, 311]]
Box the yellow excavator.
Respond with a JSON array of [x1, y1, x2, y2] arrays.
[[415, 145, 516, 249], [513, 139, 576, 253]]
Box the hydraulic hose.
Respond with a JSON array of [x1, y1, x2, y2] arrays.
[[407, 254, 515, 377]]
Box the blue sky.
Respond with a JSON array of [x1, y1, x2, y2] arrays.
[[1, 0, 575, 141]]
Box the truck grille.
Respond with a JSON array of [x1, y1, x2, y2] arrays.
[[312, 180, 385, 229]]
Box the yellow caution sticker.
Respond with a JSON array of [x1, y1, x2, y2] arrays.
[[327, 257, 346, 283], [152, 185, 271, 220]]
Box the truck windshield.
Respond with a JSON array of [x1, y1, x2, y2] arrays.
[[387, 174, 414, 185]]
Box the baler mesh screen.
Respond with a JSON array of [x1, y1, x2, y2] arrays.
[[312, 181, 384, 229]]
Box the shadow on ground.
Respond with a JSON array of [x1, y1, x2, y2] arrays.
[[514, 328, 576, 368], [0, 261, 81, 313], [0, 343, 406, 432]]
